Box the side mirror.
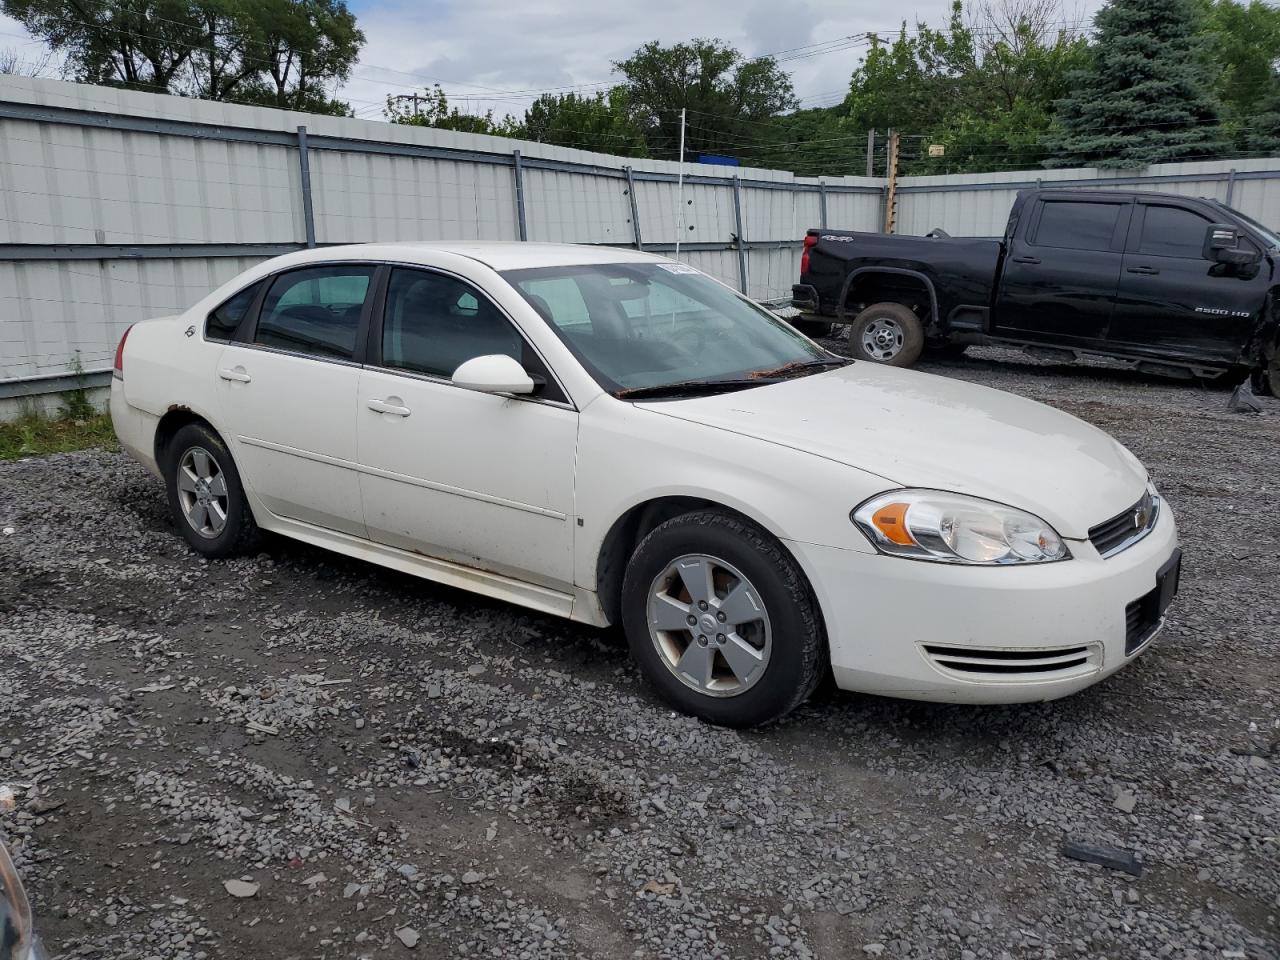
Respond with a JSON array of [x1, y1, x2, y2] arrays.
[[1203, 223, 1260, 266], [0, 842, 37, 960], [451, 354, 535, 395]]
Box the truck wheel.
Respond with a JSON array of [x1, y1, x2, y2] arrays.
[[620, 510, 825, 728], [848, 302, 925, 367]]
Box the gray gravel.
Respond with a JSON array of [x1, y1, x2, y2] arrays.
[[0, 345, 1277, 959]]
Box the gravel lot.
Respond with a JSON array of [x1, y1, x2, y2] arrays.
[[1, 347, 1277, 960]]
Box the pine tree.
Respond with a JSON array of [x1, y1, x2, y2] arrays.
[[1048, 0, 1229, 168]]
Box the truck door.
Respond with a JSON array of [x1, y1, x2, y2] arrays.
[[994, 196, 1131, 345], [1109, 201, 1265, 362]]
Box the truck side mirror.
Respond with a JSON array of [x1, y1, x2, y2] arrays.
[[1202, 223, 1260, 266]]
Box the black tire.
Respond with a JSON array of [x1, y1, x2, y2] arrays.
[[792, 317, 835, 339], [620, 510, 825, 728], [847, 301, 925, 367], [164, 422, 260, 559]]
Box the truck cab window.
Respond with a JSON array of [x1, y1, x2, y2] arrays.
[[1138, 205, 1211, 259], [1034, 201, 1123, 251]]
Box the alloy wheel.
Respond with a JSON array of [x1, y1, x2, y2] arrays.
[[176, 446, 229, 539], [646, 554, 772, 698]]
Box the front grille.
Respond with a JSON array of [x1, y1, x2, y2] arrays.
[[923, 644, 1098, 680], [1090, 491, 1159, 558], [1125, 587, 1162, 655]]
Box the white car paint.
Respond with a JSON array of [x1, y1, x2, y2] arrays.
[[111, 242, 1179, 705]]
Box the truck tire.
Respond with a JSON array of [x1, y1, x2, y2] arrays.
[[848, 302, 925, 367]]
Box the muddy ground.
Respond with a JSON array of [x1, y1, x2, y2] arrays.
[[0, 346, 1277, 960]]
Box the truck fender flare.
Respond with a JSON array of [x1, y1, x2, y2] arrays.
[[837, 266, 941, 331]]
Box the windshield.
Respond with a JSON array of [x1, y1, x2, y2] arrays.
[[502, 261, 831, 395]]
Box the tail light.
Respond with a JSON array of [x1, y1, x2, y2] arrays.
[[800, 233, 818, 276], [113, 324, 134, 380]]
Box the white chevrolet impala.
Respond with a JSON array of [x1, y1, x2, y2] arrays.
[[110, 243, 1181, 726]]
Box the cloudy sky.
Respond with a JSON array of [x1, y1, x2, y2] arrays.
[[0, 0, 1107, 122]]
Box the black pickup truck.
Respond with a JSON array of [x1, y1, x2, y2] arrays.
[[791, 187, 1280, 392]]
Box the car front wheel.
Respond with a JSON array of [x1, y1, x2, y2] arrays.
[[164, 422, 260, 558], [620, 511, 825, 727]]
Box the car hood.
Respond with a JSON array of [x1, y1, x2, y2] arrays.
[[639, 363, 1146, 539]]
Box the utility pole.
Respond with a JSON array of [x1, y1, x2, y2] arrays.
[[883, 129, 900, 234], [865, 129, 876, 179], [390, 92, 425, 115], [675, 107, 687, 260]]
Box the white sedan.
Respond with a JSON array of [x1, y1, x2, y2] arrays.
[[110, 243, 1181, 727]]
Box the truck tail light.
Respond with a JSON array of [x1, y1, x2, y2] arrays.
[[113, 324, 134, 380], [800, 233, 818, 276]]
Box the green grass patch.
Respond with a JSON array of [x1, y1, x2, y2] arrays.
[[0, 410, 118, 461]]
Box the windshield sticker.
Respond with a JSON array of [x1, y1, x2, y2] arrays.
[[657, 262, 699, 274]]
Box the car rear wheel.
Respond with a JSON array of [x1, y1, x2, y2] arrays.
[[620, 511, 825, 727], [164, 422, 260, 558], [848, 302, 925, 367]]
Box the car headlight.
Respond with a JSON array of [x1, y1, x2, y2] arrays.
[[852, 490, 1070, 565]]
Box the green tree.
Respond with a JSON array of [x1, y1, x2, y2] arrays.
[[1048, 0, 1228, 168], [1, 0, 363, 114], [1197, 0, 1280, 142], [522, 88, 648, 156], [844, 0, 1088, 174], [1238, 72, 1280, 153], [612, 38, 796, 160]]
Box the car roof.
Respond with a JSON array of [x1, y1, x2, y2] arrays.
[[274, 241, 668, 272]]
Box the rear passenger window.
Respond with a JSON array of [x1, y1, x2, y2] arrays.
[[1034, 201, 1123, 251], [205, 282, 260, 342], [1138, 205, 1211, 258], [255, 266, 374, 361]]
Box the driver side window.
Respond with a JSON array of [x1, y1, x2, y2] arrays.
[[381, 268, 524, 379]]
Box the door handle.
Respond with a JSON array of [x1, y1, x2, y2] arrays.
[[367, 398, 411, 417], [1011, 255, 1041, 265], [218, 367, 252, 383], [1126, 265, 1160, 275]]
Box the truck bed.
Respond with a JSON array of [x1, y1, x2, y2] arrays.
[[800, 230, 1003, 331]]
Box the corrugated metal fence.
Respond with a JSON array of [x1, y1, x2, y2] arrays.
[[3, 75, 1280, 405]]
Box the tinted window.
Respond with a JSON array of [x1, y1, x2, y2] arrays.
[[382, 268, 524, 378], [1138, 205, 1211, 258], [255, 266, 374, 361], [205, 282, 260, 342], [1034, 201, 1123, 251]]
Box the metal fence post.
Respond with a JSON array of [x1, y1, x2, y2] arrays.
[[512, 149, 528, 241], [296, 125, 316, 248], [624, 165, 643, 250], [731, 176, 749, 295], [1225, 167, 1238, 206], [818, 183, 828, 229]]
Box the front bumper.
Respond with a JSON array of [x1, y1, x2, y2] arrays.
[[785, 505, 1180, 704]]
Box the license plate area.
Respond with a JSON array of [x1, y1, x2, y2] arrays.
[[1124, 548, 1182, 656]]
